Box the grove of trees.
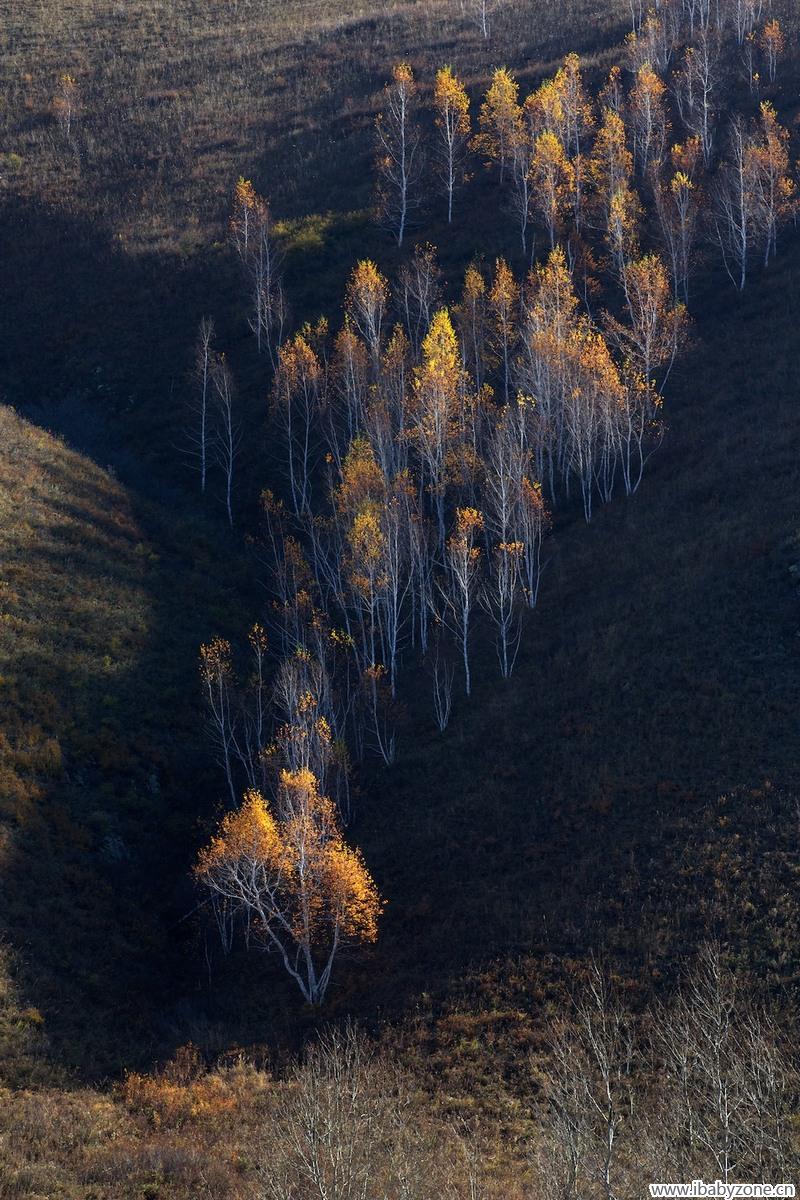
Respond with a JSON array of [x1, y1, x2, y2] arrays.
[[192, 0, 797, 1002]]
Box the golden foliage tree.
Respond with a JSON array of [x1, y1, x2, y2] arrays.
[[272, 327, 326, 516], [529, 130, 576, 250], [609, 253, 688, 393], [455, 264, 489, 390], [411, 309, 465, 550], [345, 259, 390, 368], [195, 771, 382, 1005], [488, 258, 519, 403], [629, 62, 669, 175], [474, 67, 522, 184], [433, 66, 471, 223]]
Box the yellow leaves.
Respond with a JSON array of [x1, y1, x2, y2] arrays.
[[524, 78, 566, 140], [455, 506, 484, 538], [624, 253, 670, 302], [589, 108, 632, 199], [447, 508, 483, 578], [743, 103, 797, 225], [474, 67, 522, 167], [529, 131, 576, 237], [248, 622, 268, 656], [462, 264, 486, 305], [195, 789, 282, 878], [670, 170, 693, 198], [382, 323, 411, 372], [576, 329, 625, 406], [337, 437, 384, 516], [671, 137, 702, 178], [632, 62, 666, 106], [607, 185, 642, 261], [322, 841, 381, 943], [522, 477, 548, 519], [234, 176, 257, 213], [348, 507, 386, 575], [346, 260, 389, 315], [276, 329, 322, 395], [489, 258, 518, 315], [414, 309, 463, 403], [434, 66, 470, 137], [528, 245, 580, 334]]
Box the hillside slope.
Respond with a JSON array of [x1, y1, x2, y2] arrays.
[[1, 0, 800, 1180], [0, 405, 254, 1081], [1, 222, 797, 1199]]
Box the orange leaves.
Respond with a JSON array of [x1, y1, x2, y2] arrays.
[[195, 770, 383, 981], [610, 253, 687, 389], [195, 788, 282, 878], [274, 327, 323, 400], [629, 62, 669, 172], [248, 622, 268, 657], [233, 176, 258, 216], [199, 636, 232, 686], [320, 838, 381, 944], [761, 19, 785, 81], [454, 506, 484, 540], [391, 61, 415, 90], [230, 176, 269, 259], [754, 102, 795, 213], [336, 437, 385, 519], [671, 136, 702, 180]]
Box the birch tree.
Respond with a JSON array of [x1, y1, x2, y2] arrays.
[[433, 66, 471, 224], [195, 772, 382, 1005], [443, 507, 484, 696], [376, 63, 424, 247], [273, 326, 326, 516], [212, 352, 239, 527], [474, 68, 522, 185], [188, 316, 215, 494]]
